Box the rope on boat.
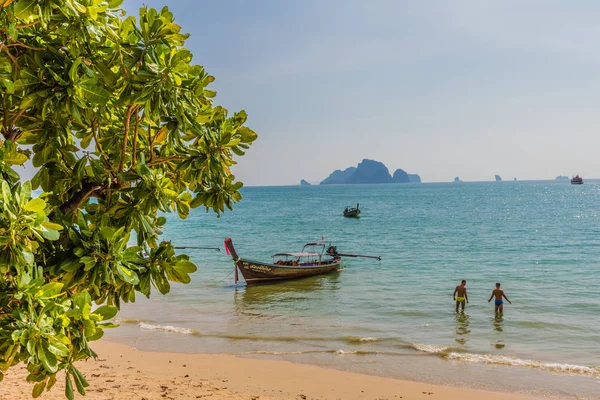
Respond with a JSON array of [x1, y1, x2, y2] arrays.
[[218, 267, 235, 283]]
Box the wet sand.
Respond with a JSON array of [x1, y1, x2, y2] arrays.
[[0, 340, 544, 400]]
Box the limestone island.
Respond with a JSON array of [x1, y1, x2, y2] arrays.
[[300, 179, 311, 186], [555, 175, 569, 180], [495, 175, 502, 182], [454, 177, 462, 183], [320, 159, 421, 185]]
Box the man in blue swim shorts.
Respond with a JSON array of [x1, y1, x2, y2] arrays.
[[488, 282, 512, 314]]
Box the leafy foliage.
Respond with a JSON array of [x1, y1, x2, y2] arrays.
[[0, 0, 257, 397]]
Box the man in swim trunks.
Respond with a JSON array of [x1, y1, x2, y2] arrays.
[[488, 282, 512, 314], [453, 280, 468, 312]]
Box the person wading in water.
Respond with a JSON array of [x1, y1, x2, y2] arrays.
[[453, 280, 469, 312], [488, 282, 512, 314]]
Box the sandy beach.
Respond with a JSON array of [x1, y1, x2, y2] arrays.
[[1, 341, 543, 400]]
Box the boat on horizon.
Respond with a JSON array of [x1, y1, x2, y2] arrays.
[[571, 175, 583, 185], [343, 203, 360, 218], [224, 239, 342, 284]]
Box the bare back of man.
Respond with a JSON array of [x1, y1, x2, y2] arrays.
[[488, 283, 511, 314], [453, 280, 468, 312]]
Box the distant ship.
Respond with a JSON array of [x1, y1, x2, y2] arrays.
[[571, 175, 583, 185]]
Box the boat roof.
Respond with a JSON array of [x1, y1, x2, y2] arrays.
[[272, 252, 321, 258]]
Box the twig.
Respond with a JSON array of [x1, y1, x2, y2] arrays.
[[132, 112, 139, 168], [119, 105, 135, 173], [16, 21, 40, 29], [7, 42, 45, 51], [146, 156, 183, 167]]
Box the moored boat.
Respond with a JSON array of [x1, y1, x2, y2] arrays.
[[344, 203, 360, 218], [224, 239, 342, 284], [571, 175, 583, 185]]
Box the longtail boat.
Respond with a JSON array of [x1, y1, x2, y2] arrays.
[[343, 203, 360, 218], [571, 175, 583, 185], [224, 238, 342, 284]]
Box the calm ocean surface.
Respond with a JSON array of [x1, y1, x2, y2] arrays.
[[109, 181, 600, 399]]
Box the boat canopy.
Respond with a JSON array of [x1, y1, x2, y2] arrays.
[[272, 252, 321, 258]]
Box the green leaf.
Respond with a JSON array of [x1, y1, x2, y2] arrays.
[[13, 0, 37, 19], [100, 227, 115, 240], [39, 226, 60, 241], [32, 381, 46, 398], [76, 77, 111, 105], [24, 198, 46, 213], [115, 263, 140, 285], [92, 305, 118, 320], [38, 343, 58, 373], [65, 374, 74, 400], [71, 366, 88, 395], [42, 221, 64, 231], [2, 150, 29, 166], [165, 259, 197, 284], [46, 375, 57, 391]]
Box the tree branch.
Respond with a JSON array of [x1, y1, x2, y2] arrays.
[[58, 179, 104, 216], [148, 124, 155, 163], [132, 112, 140, 168], [16, 21, 40, 29], [146, 156, 183, 167], [119, 105, 135, 173], [1, 46, 17, 63], [7, 42, 45, 51]]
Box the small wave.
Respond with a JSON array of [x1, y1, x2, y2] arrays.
[[115, 318, 154, 324], [345, 336, 379, 343], [412, 344, 452, 354], [446, 353, 600, 377], [242, 349, 388, 356], [336, 349, 358, 355], [240, 350, 321, 356], [138, 322, 197, 335]]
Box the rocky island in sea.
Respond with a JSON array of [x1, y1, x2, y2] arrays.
[[555, 175, 569, 180], [320, 159, 421, 184], [300, 179, 311, 186], [454, 177, 462, 183], [495, 175, 502, 182]]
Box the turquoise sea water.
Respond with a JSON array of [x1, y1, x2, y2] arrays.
[[109, 181, 600, 399]]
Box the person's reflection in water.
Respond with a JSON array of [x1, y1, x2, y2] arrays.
[[493, 314, 504, 332], [493, 315, 506, 349], [454, 312, 471, 345]]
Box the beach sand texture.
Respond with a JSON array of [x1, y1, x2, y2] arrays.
[[1, 341, 541, 400]]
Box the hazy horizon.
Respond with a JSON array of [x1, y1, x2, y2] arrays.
[[19, 1, 600, 185]]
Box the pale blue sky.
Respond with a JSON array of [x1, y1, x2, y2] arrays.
[[109, 2, 600, 183]]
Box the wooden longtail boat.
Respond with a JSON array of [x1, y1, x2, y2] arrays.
[[571, 175, 583, 185], [224, 238, 342, 284], [344, 203, 360, 218]]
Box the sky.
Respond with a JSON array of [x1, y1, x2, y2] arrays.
[[32, 1, 600, 185]]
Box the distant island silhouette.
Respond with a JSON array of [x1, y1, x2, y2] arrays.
[[555, 176, 569, 180], [320, 159, 421, 185], [495, 175, 502, 182], [300, 179, 311, 186]]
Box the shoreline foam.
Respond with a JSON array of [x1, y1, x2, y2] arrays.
[[123, 320, 600, 379]]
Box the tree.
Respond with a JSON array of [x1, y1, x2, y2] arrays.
[[0, 1, 257, 398]]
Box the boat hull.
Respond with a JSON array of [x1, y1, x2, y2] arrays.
[[236, 258, 342, 284], [344, 210, 360, 218], [571, 181, 583, 185]]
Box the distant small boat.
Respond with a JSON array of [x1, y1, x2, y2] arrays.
[[224, 239, 342, 284], [571, 175, 583, 185], [344, 203, 360, 218]]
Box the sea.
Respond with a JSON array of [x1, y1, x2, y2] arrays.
[[108, 181, 600, 399]]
